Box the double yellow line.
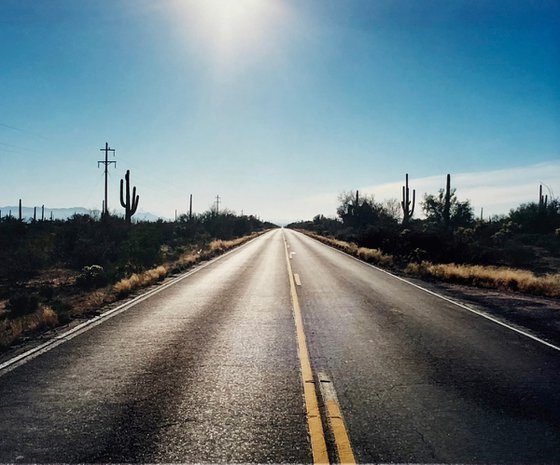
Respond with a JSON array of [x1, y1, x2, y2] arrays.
[[283, 237, 356, 464]]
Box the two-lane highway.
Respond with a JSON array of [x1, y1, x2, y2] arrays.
[[285, 229, 560, 463], [1, 228, 560, 463], [0, 230, 310, 463]]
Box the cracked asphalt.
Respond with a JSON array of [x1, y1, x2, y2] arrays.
[[0, 228, 559, 463]]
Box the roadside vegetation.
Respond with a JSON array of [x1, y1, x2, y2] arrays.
[[288, 175, 560, 298], [0, 211, 275, 350]]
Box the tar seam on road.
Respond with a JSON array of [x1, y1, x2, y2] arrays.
[[318, 372, 357, 464], [304, 232, 560, 353], [0, 233, 266, 377], [283, 233, 330, 464]]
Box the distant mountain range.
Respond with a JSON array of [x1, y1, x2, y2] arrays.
[[0, 206, 162, 222]]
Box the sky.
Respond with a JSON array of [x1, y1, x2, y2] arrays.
[[0, 0, 559, 224]]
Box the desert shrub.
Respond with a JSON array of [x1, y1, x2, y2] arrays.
[[50, 300, 73, 324], [76, 265, 106, 289], [38, 283, 55, 301], [6, 293, 39, 318], [119, 225, 164, 269], [509, 201, 560, 234]]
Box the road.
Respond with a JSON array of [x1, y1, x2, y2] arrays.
[[1, 228, 560, 463]]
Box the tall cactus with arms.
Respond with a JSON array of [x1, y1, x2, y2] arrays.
[[120, 169, 139, 224], [401, 173, 415, 225]]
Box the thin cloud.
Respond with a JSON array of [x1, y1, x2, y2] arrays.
[[0, 122, 22, 131], [305, 161, 560, 219]]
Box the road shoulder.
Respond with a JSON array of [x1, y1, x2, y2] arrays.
[[401, 275, 560, 348]]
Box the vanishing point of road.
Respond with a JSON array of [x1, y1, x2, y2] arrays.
[[1, 229, 559, 463]]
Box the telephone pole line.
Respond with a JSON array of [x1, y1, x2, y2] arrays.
[[98, 142, 116, 217], [215, 194, 221, 215]]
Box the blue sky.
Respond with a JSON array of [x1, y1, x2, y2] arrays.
[[1, 0, 559, 224]]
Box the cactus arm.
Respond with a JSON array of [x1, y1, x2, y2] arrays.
[[126, 170, 130, 211], [120, 178, 126, 208], [131, 187, 139, 216]]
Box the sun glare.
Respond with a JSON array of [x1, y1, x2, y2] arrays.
[[171, 0, 288, 67]]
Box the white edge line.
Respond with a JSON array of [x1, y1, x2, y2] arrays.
[[295, 231, 560, 353], [0, 232, 271, 376]]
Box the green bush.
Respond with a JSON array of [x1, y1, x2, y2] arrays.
[[76, 265, 106, 289]]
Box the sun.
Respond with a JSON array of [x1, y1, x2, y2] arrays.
[[171, 0, 288, 66]]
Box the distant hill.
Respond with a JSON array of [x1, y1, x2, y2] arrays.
[[0, 206, 163, 222], [0, 206, 93, 221], [134, 211, 163, 222]]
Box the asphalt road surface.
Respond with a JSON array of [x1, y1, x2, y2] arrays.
[[1, 228, 559, 463]]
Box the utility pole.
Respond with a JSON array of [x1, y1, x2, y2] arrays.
[[98, 142, 116, 217], [215, 194, 221, 215]]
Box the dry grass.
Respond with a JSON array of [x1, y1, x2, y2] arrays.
[[208, 235, 257, 254], [82, 290, 113, 309], [0, 306, 59, 350], [406, 261, 560, 297], [356, 247, 394, 267], [300, 231, 394, 267], [300, 229, 560, 297], [113, 265, 168, 297], [112, 233, 266, 297], [177, 252, 199, 268]]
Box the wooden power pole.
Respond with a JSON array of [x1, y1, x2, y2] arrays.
[[98, 142, 116, 217]]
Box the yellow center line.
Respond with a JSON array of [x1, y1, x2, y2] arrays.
[[318, 373, 357, 464], [283, 235, 329, 464]]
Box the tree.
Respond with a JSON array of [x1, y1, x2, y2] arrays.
[[422, 189, 474, 230], [382, 198, 401, 221], [337, 190, 397, 229], [509, 199, 560, 233]]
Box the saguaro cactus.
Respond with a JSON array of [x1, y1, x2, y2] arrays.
[[120, 169, 139, 224], [539, 184, 548, 209], [401, 173, 415, 225], [18, 199, 22, 221], [443, 174, 452, 229], [189, 194, 193, 221], [350, 190, 360, 216]]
